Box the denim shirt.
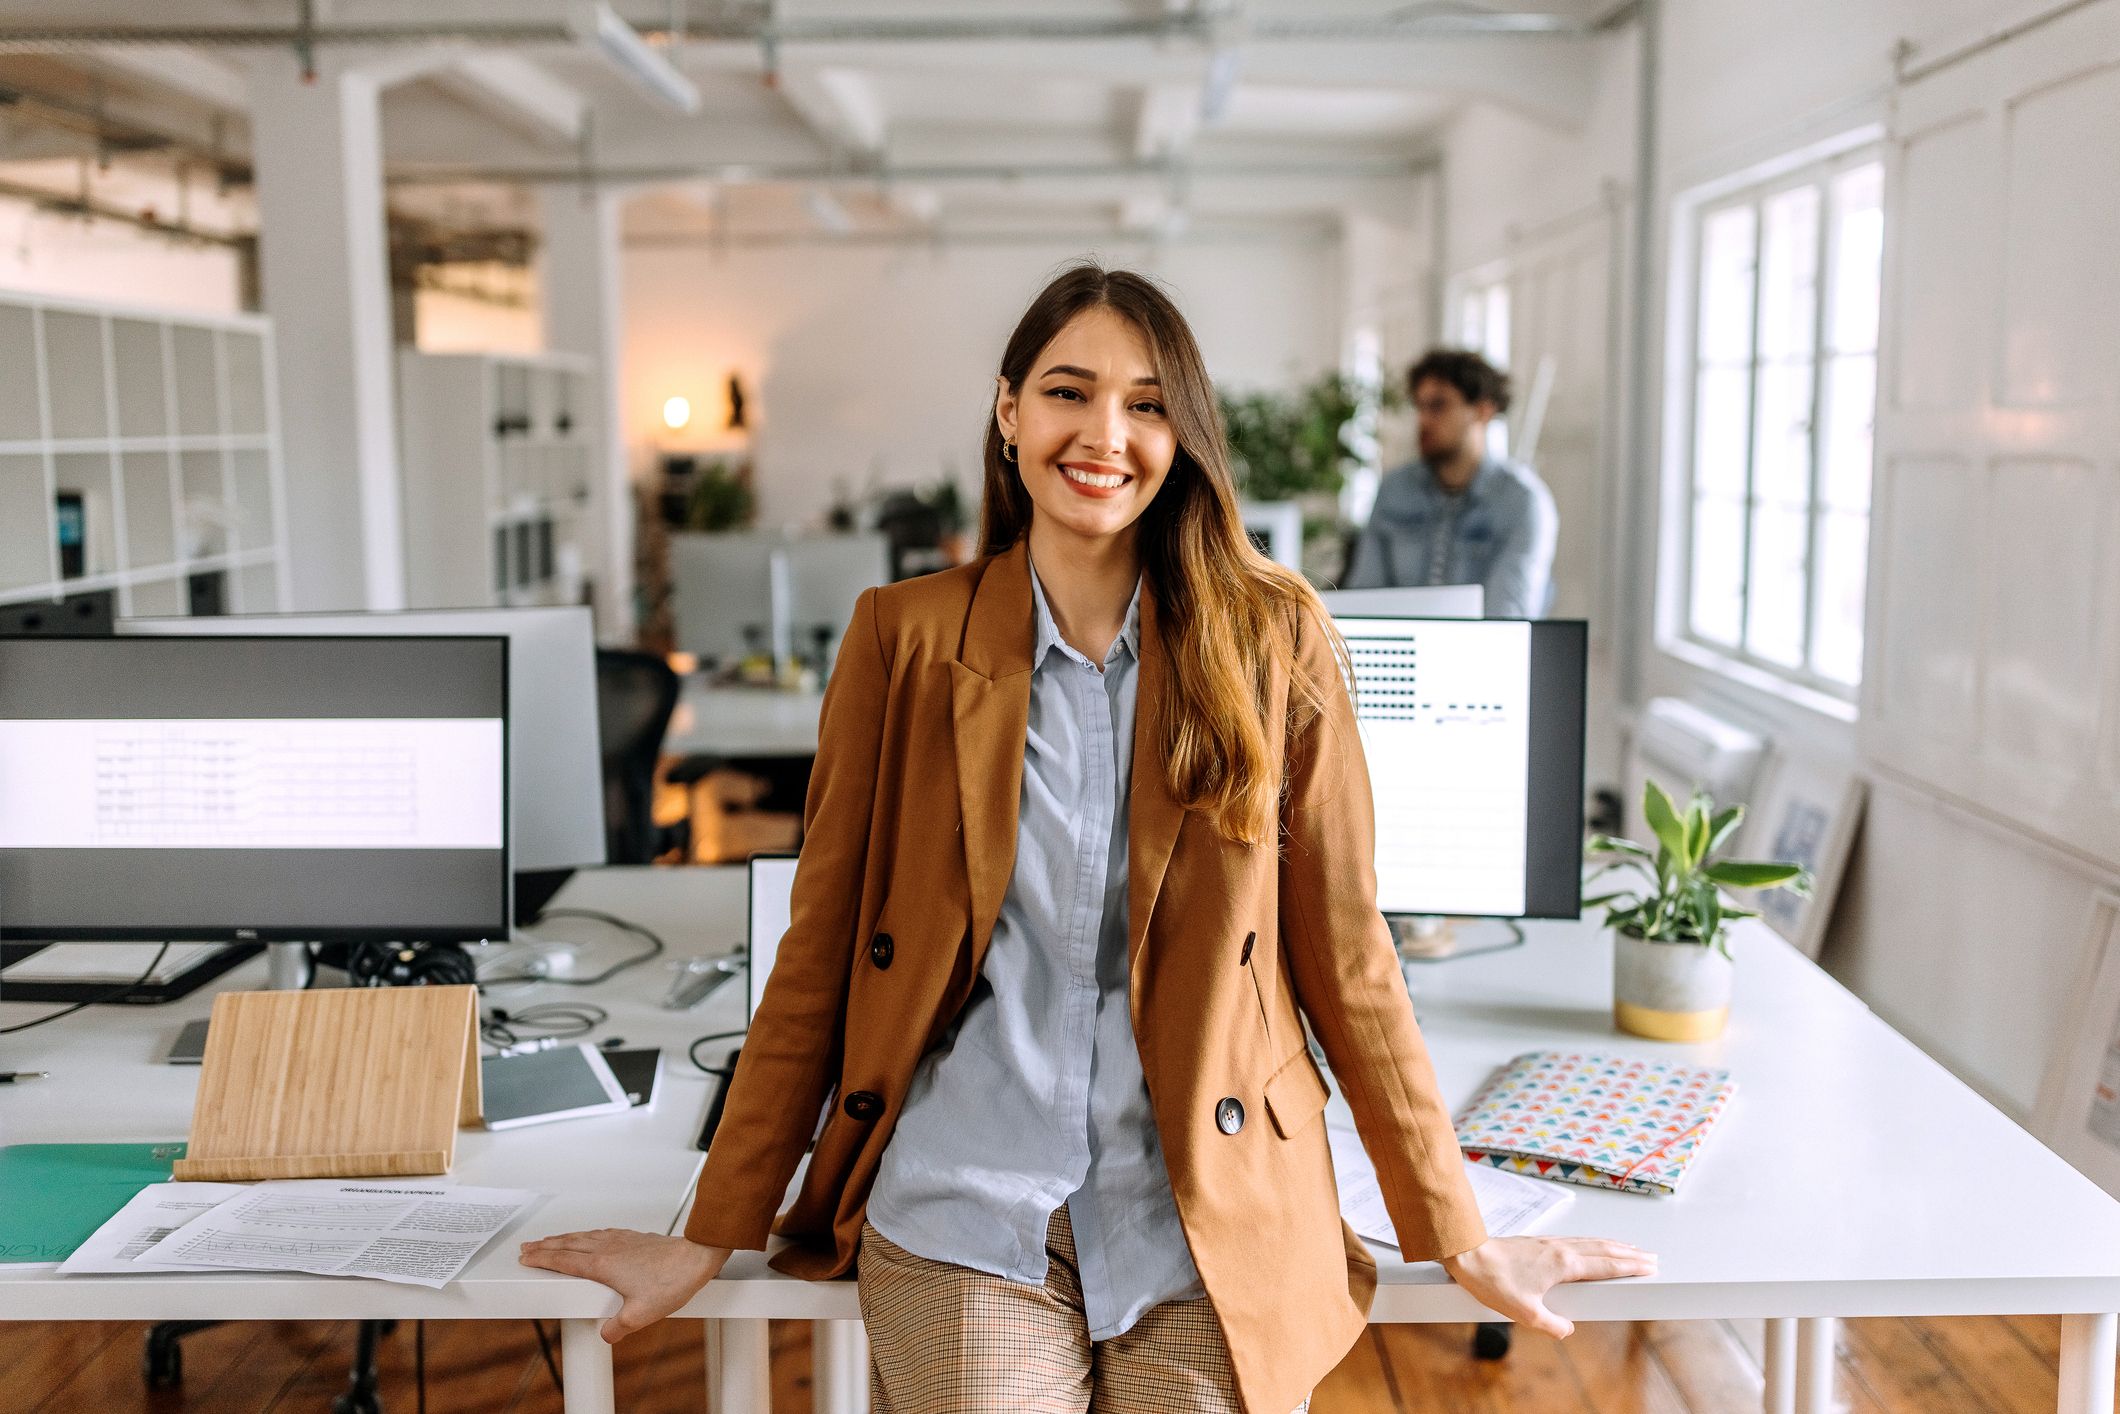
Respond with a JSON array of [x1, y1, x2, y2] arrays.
[[1343, 455, 1558, 618], [862, 559, 1204, 1339]]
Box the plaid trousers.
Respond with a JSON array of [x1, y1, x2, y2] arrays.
[[857, 1203, 1312, 1414]]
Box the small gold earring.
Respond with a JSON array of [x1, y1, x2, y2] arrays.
[[1001, 439, 1018, 463]]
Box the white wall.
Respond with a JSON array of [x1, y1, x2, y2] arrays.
[[620, 236, 1344, 534], [1427, 0, 2120, 1123], [0, 196, 242, 316]]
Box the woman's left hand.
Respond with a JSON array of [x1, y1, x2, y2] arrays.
[[1440, 1235, 1656, 1338]]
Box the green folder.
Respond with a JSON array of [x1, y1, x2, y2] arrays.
[[0, 1142, 188, 1265]]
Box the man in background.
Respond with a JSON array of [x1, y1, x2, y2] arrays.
[[1343, 348, 1557, 618]]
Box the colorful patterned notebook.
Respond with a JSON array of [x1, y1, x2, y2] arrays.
[[1454, 1051, 1736, 1196]]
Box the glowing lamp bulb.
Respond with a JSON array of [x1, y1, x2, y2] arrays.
[[662, 395, 691, 431]]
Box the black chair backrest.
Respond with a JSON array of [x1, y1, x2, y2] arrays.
[[595, 648, 681, 865]]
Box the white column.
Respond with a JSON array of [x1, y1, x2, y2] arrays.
[[247, 53, 405, 611], [539, 184, 636, 642], [2057, 1313, 2117, 1414]]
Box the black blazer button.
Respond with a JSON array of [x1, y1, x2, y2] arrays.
[[1216, 1097, 1245, 1135], [870, 932, 894, 969], [843, 1090, 884, 1121]]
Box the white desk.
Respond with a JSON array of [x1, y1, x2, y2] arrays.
[[682, 906, 2120, 1414], [0, 867, 742, 1414], [664, 680, 822, 759], [7, 873, 2120, 1414]]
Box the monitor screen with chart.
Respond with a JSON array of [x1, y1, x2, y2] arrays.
[[0, 635, 509, 942], [1333, 616, 1587, 920]]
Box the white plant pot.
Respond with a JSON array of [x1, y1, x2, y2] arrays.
[[1612, 930, 1732, 1041]]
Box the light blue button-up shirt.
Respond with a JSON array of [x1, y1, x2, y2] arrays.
[[1344, 454, 1558, 617], [863, 558, 1203, 1339]]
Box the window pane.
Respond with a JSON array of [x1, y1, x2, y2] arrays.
[[1689, 495, 1745, 647], [1829, 162, 1884, 355], [1745, 502, 1807, 667], [1752, 359, 1815, 509], [1693, 365, 1750, 499], [1819, 352, 1875, 513], [1459, 291, 1484, 350], [1811, 509, 1869, 685], [1482, 285, 1511, 368], [1697, 204, 1758, 366], [1758, 185, 1821, 361]]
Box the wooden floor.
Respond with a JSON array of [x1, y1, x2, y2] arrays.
[[5, 1313, 2114, 1411]]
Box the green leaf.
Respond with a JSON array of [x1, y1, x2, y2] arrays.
[[1641, 780, 1686, 866], [1705, 805, 1744, 856], [1683, 798, 1710, 871], [1587, 835, 1654, 861], [1703, 861, 1805, 889]]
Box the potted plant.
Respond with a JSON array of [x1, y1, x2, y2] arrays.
[[1586, 780, 1812, 1041]]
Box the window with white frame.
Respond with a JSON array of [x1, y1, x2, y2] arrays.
[[1455, 280, 1512, 459], [1680, 148, 1883, 696]]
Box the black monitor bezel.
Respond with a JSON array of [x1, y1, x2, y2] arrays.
[[1330, 614, 1588, 923], [0, 632, 512, 945]]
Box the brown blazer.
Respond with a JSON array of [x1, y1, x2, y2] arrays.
[[684, 538, 1485, 1413]]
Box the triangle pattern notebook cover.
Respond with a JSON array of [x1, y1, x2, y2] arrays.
[[1454, 1051, 1735, 1196]]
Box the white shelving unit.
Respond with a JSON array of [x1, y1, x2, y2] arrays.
[[0, 289, 289, 619], [396, 349, 600, 613]]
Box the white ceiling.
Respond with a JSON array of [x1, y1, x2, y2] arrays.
[[0, 0, 1629, 243]]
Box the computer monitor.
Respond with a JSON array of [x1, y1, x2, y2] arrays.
[[0, 635, 509, 943], [1333, 615, 1586, 920], [746, 852, 798, 1024], [1319, 585, 1484, 619], [669, 531, 778, 669], [122, 606, 604, 921]]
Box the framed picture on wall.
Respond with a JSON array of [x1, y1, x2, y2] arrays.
[[1734, 755, 1866, 960], [2034, 891, 2120, 1200]]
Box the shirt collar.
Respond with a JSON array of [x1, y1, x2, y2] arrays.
[[1027, 554, 1142, 670], [1425, 454, 1496, 503]]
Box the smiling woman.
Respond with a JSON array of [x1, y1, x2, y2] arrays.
[[520, 260, 1654, 1414]]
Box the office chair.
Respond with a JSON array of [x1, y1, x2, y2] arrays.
[[144, 1318, 398, 1412], [596, 647, 684, 864]]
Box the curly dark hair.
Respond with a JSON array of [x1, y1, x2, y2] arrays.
[[1406, 348, 1512, 414]]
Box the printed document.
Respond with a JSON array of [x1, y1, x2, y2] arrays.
[[133, 1180, 540, 1288], [57, 1182, 248, 1274], [1328, 1121, 1571, 1249]]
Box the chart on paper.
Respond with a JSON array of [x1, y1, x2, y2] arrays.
[[1339, 618, 1532, 917]]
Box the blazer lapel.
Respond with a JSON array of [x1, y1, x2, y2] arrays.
[[951, 541, 1035, 975], [1126, 584, 1187, 986]]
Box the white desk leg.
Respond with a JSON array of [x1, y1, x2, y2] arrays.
[[559, 1320, 617, 1414], [1762, 1317, 1797, 1414], [1793, 1317, 1836, 1414], [705, 1317, 772, 1414], [2057, 1313, 2117, 1414], [814, 1319, 871, 1414]]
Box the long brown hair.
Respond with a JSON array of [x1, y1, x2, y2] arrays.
[[978, 261, 1344, 847]]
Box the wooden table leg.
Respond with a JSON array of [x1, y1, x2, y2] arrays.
[[559, 1319, 616, 1414], [2058, 1313, 2117, 1414], [814, 1319, 871, 1414], [705, 1317, 772, 1414], [1762, 1317, 1797, 1413], [1794, 1316, 1836, 1414]]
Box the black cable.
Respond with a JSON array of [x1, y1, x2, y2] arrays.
[[0, 941, 170, 1035], [531, 1319, 563, 1391], [483, 908, 665, 987], [480, 1001, 608, 1048], [415, 1320, 427, 1414], [687, 1028, 747, 1075]]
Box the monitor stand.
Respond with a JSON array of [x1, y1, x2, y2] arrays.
[[1387, 915, 1527, 963], [266, 941, 316, 990]]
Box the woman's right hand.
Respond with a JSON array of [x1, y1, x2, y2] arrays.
[[1440, 1234, 1656, 1339], [519, 1228, 733, 1342]]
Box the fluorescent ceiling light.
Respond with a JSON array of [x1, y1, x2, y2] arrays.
[[568, 2, 702, 115]]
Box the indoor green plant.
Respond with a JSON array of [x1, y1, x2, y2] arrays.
[[1586, 780, 1812, 1041]]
